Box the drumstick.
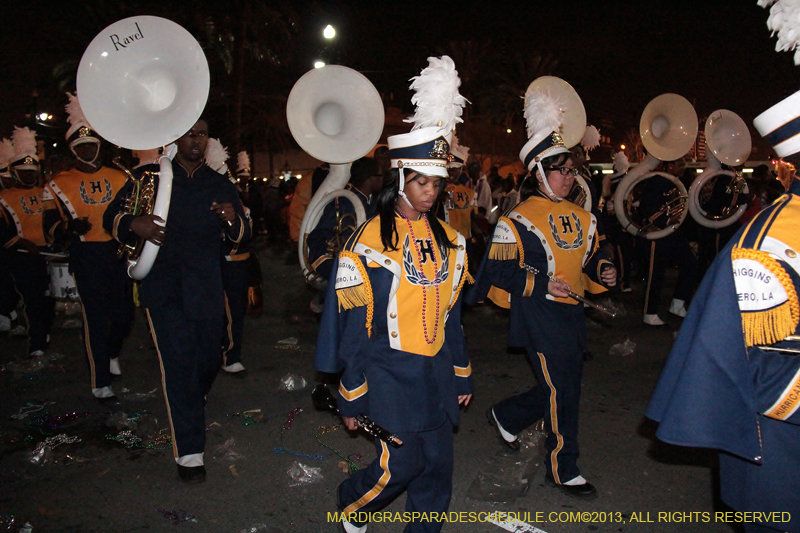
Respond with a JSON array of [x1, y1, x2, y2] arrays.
[[524, 264, 618, 318]]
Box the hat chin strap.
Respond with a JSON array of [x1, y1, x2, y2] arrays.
[[397, 165, 414, 209], [70, 138, 101, 166], [536, 161, 562, 201]]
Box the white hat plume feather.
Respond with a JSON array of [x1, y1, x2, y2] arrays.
[[613, 151, 630, 174], [237, 151, 250, 172], [523, 88, 563, 140], [11, 127, 37, 161], [452, 133, 470, 159], [0, 138, 15, 166], [581, 125, 601, 151], [404, 55, 468, 132], [759, 0, 800, 65], [205, 138, 229, 172], [65, 92, 93, 138]]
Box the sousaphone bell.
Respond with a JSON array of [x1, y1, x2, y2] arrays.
[[77, 15, 210, 279], [687, 110, 751, 228], [614, 94, 698, 240], [287, 65, 384, 287]]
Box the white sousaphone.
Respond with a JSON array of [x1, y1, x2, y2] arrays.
[[526, 76, 592, 211], [287, 65, 384, 287], [687, 109, 751, 228], [614, 93, 698, 239], [77, 15, 210, 280]]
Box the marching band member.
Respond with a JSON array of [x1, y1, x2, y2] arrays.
[[647, 91, 800, 533], [469, 82, 616, 499], [43, 93, 133, 399], [639, 157, 699, 325], [103, 117, 250, 483], [0, 138, 21, 333], [602, 151, 634, 292], [439, 135, 477, 270], [0, 127, 54, 356], [307, 156, 382, 290], [205, 139, 254, 374], [315, 56, 473, 533]]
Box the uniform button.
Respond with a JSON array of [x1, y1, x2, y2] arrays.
[[548, 255, 553, 260], [456, 264, 462, 270], [588, 235, 593, 239], [787, 249, 797, 258], [390, 312, 397, 319], [385, 259, 391, 265], [365, 249, 372, 254], [391, 331, 398, 338], [541, 239, 546, 244], [458, 245, 464, 251], [548, 271, 553, 276], [516, 215, 522, 219]]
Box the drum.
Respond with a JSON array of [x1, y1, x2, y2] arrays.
[[48, 261, 79, 300]]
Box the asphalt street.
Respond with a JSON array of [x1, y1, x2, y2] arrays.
[[0, 241, 749, 533]]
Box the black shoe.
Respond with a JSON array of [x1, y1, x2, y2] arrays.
[[177, 464, 206, 484], [486, 407, 520, 451], [546, 478, 597, 499]]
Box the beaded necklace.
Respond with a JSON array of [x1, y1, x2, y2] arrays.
[[401, 212, 441, 344]]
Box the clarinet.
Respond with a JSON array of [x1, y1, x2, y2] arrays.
[[311, 385, 403, 448]]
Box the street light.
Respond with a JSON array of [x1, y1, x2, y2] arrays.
[[323, 25, 336, 39], [314, 61, 326, 69], [620, 144, 626, 150]]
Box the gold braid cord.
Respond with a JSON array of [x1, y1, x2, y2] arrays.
[[336, 250, 375, 337], [449, 253, 473, 310], [732, 247, 799, 347]]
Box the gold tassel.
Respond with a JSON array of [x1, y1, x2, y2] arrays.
[[742, 302, 796, 347], [336, 250, 374, 337], [465, 270, 475, 284], [488, 243, 518, 260], [732, 247, 800, 347], [337, 285, 371, 310]]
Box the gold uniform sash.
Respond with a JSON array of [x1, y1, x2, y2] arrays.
[[45, 167, 127, 242], [335, 215, 469, 356], [0, 187, 47, 247], [488, 195, 602, 305]]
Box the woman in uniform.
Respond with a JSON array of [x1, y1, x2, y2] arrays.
[[314, 56, 473, 533]]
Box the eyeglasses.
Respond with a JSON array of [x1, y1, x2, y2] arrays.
[[545, 166, 581, 177]]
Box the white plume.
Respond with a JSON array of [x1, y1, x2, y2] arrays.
[[404, 56, 468, 132], [0, 138, 15, 166], [581, 125, 601, 151], [760, 0, 800, 65], [205, 138, 229, 172], [237, 151, 251, 173], [11, 127, 37, 160], [65, 92, 91, 131], [452, 133, 469, 159], [613, 151, 630, 174], [523, 88, 563, 140]]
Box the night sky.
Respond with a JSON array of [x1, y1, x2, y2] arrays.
[[1, 0, 798, 158]]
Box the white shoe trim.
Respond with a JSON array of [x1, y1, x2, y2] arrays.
[[175, 453, 204, 467], [222, 362, 245, 373], [342, 521, 368, 533], [491, 408, 518, 443], [643, 314, 665, 326], [109, 358, 121, 375], [563, 475, 587, 486], [92, 386, 115, 399]]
